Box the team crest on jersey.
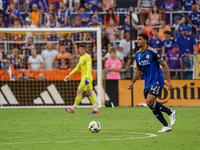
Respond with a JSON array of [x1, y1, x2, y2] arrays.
[[187, 37, 190, 40], [157, 54, 160, 58], [156, 41, 160, 44], [146, 54, 150, 59]]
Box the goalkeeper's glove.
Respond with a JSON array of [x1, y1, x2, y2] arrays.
[[64, 75, 71, 82], [84, 78, 89, 86]]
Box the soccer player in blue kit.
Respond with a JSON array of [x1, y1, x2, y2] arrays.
[[128, 33, 176, 132]]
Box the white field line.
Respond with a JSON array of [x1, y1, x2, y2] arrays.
[[0, 131, 157, 145]]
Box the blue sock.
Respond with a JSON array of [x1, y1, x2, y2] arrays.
[[152, 109, 168, 126], [152, 101, 172, 115]]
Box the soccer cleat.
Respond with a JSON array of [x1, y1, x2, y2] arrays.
[[88, 110, 99, 114], [169, 109, 176, 126], [158, 126, 172, 132], [65, 108, 74, 114]]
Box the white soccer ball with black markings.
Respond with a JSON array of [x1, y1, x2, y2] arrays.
[[88, 121, 101, 133]]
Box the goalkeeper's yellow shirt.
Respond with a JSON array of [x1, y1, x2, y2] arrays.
[[69, 53, 93, 81]]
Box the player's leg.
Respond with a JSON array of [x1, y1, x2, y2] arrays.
[[65, 88, 84, 113], [147, 86, 176, 126], [86, 89, 99, 114], [146, 94, 171, 132]]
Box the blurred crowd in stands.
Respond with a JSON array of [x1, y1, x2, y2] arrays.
[[0, 0, 200, 80]]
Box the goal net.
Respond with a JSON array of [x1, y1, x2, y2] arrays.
[[0, 27, 102, 108]]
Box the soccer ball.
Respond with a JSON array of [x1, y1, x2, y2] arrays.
[[88, 121, 101, 133]]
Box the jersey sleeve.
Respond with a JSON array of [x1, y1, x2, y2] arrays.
[[153, 51, 164, 64], [69, 57, 81, 75]]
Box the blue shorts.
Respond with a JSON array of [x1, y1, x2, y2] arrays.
[[144, 86, 162, 99]]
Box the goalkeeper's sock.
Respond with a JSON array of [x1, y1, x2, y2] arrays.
[[73, 95, 82, 110], [89, 94, 98, 111]]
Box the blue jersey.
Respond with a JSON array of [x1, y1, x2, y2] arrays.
[[177, 34, 196, 54], [135, 47, 164, 89], [149, 38, 163, 49], [56, 9, 71, 26], [77, 13, 90, 27], [182, 0, 196, 11], [162, 38, 175, 54], [189, 12, 200, 26]]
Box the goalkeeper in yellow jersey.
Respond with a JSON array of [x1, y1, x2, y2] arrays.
[[64, 44, 98, 114]]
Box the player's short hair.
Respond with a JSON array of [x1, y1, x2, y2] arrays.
[[137, 33, 149, 42], [78, 44, 86, 49]]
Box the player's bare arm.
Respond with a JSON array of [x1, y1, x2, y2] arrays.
[[128, 68, 142, 90], [160, 61, 173, 90]]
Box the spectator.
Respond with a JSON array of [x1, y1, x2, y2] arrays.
[[63, 0, 80, 12], [158, 20, 171, 40], [141, 18, 153, 38], [103, 8, 119, 27], [189, 4, 199, 36], [14, 0, 29, 25], [84, 0, 102, 12], [44, 3, 55, 26], [102, 31, 111, 54], [88, 15, 101, 27], [21, 36, 38, 57], [38, 73, 47, 81], [71, 17, 86, 42], [121, 15, 138, 40], [137, 0, 156, 25], [102, 0, 116, 12], [45, 13, 60, 41], [148, 5, 161, 26], [24, 17, 37, 28], [182, 0, 196, 11], [119, 32, 135, 63], [0, 49, 8, 70], [89, 10, 103, 23], [12, 17, 23, 49], [56, 1, 71, 27], [53, 46, 73, 70], [76, 5, 90, 27], [129, 6, 139, 24], [175, 16, 192, 37], [28, 49, 43, 72], [183, 49, 193, 79], [105, 49, 122, 80], [57, 34, 78, 58], [29, 4, 42, 27], [177, 27, 197, 55], [104, 47, 124, 67], [9, 3, 22, 27], [87, 15, 101, 48], [0, 10, 6, 27], [105, 19, 119, 41], [38, 0, 49, 13], [162, 31, 175, 56], [0, 13, 6, 41], [149, 28, 163, 54], [160, 0, 179, 25], [14, 0, 29, 14], [165, 44, 183, 79], [11, 48, 24, 70], [0, 0, 10, 13], [41, 42, 58, 70]]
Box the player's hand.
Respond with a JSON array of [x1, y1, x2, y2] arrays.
[[84, 78, 89, 86], [167, 80, 173, 90], [128, 82, 133, 90], [64, 75, 71, 82]]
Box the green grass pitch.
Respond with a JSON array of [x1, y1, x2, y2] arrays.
[[0, 107, 200, 150]]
